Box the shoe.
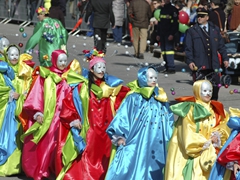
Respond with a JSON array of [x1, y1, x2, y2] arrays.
[[165, 70, 176, 74], [133, 54, 139, 58], [160, 69, 168, 73], [138, 53, 144, 59]]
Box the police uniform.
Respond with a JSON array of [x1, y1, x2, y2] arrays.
[[157, 2, 179, 73], [185, 8, 229, 100]]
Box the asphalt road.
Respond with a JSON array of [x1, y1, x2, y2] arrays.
[[0, 23, 240, 180]]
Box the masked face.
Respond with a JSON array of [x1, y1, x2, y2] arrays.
[[56, 53, 68, 70], [0, 37, 10, 51], [200, 81, 212, 103], [8, 46, 19, 65], [147, 68, 158, 87], [91, 62, 106, 80]]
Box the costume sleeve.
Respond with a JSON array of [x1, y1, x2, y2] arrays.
[[24, 22, 43, 52], [0, 61, 15, 80], [109, 0, 115, 26], [211, 110, 231, 149], [114, 86, 130, 111], [60, 86, 81, 129], [177, 107, 214, 158], [0, 74, 11, 110], [170, 7, 179, 36], [217, 26, 229, 62], [23, 75, 44, 120], [127, 1, 134, 24], [60, 23, 68, 45], [162, 102, 175, 142], [85, 0, 92, 23], [106, 95, 133, 140], [218, 132, 240, 166], [184, 29, 194, 65]]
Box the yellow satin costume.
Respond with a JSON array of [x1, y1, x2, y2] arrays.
[[164, 80, 231, 180]]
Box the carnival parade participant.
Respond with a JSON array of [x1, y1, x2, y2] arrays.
[[55, 49, 130, 180], [20, 50, 81, 180], [164, 80, 230, 180], [24, 6, 68, 67], [0, 36, 10, 61], [0, 45, 34, 176], [105, 67, 174, 180], [210, 107, 240, 180]]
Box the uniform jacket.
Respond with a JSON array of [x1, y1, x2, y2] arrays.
[[185, 21, 229, 70], [85, 0, 115, 29], [157, 3, 179, 36], [128, 0, 152, 28]]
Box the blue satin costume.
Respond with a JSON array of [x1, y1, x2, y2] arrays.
[[209, 115, 240, 180], [105, 67, 174, 180], [0, 61, 17, 166]]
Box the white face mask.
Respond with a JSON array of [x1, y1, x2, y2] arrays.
[[147, 68, 158, 87], [93, 62, 106, 74], [200, 81, 213, 98], [0, 37, 10, 51], [57, 53, 68, 70], [8, 47, 19, 61]]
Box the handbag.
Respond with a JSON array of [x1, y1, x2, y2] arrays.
[[214, 10, 230, 43]]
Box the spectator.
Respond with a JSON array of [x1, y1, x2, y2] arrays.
[[224, 0, 240, 31], [112, 0, 125, 44], [209, 0, 226, 31], [157, 0, 179, 74], [128, 0, 152, 59], [185, 7, 229, 100], [49, 0, 66, 27], [29, 0, 39, 20], [85, 0, 115, 54], [148, 0, 162, 47]]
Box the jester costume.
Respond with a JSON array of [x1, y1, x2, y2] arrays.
[[105, 67, 174, 180], [20, 50, 81, 180], [0, 52, 34, 176], [164, 80, 230, 180], [55, 71, 130, 180], [24, 17, 68, 67], [210, 108, 240, 180]]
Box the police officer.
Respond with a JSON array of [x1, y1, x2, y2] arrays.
[[185, 7, 229, 100], [157, 0, 178, 74]]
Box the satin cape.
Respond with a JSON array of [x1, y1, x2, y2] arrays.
[[55, 71, 130, 180], [105, 67, 174, 180], [164, 80, 231, 180]]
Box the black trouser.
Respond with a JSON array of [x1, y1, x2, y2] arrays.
[[192, 69, 220, 101], [94, 28, 108, 53]]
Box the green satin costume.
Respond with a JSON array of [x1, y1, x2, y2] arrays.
[[25, 18, 68, 67]]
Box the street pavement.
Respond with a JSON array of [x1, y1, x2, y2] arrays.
[[0, 23, 240, 180]]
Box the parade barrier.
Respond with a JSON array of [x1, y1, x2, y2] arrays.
[[0, 0, 94, 33]]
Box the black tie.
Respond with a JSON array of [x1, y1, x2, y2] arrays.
[[203, 26, 208, 33]]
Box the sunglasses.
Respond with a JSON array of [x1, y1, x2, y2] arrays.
[[197, 14, 207, 18]]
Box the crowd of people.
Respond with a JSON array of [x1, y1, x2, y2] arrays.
[[0, 0, 240, 179]]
